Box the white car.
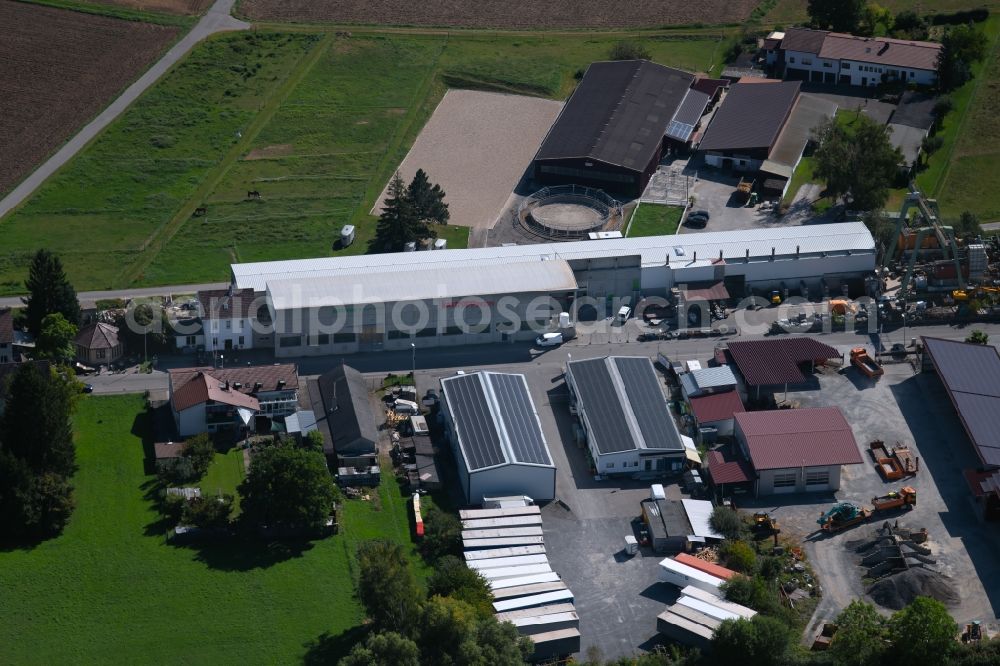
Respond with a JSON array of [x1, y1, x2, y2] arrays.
[[535, 332, 563, 347]]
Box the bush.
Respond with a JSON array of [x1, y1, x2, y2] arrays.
[[161, 492, 187, 522], [304, 429, 325, 453], [181, 433, 215, 479], [710, 506, 745, 540], [427, 556, 493, 618], [156, 457, 197, 484], [422, 506, 462, 561], [721, 540, 757, 574], [933, 96, 954, 119], [721, 575, 790, 620], [182, 494, 233, 529], [758, 556, 783, 581], [921, 134, 944, 155], [609, 41, 651, 61]]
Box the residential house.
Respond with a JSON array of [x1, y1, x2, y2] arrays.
[[187, 287, 263, 354], [168, 364, 299, 437], [74, 322, 123, 366], [777, 27, 941, 87]]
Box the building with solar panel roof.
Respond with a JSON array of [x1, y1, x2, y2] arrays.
[[565, 356, 686, 475], [440, 371, 556, 503]]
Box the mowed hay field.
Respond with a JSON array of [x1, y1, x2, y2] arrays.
[[0, 1, 179, 197], [0, 395, 428, 664], [765, 0, 1000, 23], [0, 30, 722, 292], [238, 0, 759, 28]]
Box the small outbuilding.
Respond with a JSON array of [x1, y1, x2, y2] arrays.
[[312, 364, 378, 467], [734, 407, 864, 495], [74, 322, 123, 366], [441, 371, 556, 503]]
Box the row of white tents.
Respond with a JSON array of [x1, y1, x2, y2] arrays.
[[461, 501, 581, 661]]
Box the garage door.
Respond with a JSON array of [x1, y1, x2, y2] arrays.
[[772, 472, 797, 494], [805, 470, 830, 491]]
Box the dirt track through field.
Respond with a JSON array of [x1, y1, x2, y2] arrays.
[[371, 89, 562, 231], [0, 2, 179, 197], [239, 0, 759, 29]]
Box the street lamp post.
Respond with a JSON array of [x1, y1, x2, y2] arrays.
[[411, 343, 416, 381]]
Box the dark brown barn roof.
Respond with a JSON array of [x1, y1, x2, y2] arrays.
[[74, 322, 120, 350], [698, 81, 801, 152], [706, 449, 752, 485], [923, 337, 1000, 467], [734, 407, 863, 470], [780, 27, 828, 55], [197, 288, 259, 320], [534, 60, 694, 170], [689, 391, 744, 424], [726, 337, 839, 386]]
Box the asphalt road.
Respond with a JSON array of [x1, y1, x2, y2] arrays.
[[0, 0, 248, 221], [85, 319, 1000, 395], [0, 282, 229, 309]]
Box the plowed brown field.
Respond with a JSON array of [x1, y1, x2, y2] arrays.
[[0, 2, 178, 196], [86, 0, 213, 15], [238, 0, 759, 29]]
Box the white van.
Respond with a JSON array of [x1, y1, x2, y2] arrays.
[[394, 399, 420, 415], [535, 332, 563, 347]]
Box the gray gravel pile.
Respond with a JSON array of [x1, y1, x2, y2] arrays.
[[867, 567, 959, 610]]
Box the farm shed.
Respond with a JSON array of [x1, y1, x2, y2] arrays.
[[311, 364, 377, 467], [734, 407, 864, 495], [441, 371, 556, 503], [922, 336, 1000, 467], [532, 60, 695, 198], [566, 356, 686, 475], [698, 81, 801, 174], [679, 366, 738, 399], [642, 498, 694, 553]]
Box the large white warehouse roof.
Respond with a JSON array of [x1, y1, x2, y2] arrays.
[[232, 222, 875, 292]]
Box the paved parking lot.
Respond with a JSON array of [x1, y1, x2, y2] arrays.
[[733, 360, 1000, 638]]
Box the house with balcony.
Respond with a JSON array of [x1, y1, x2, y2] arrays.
[[168, 364, 299, 437]]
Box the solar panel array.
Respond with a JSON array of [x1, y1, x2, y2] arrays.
[[568, 358, 635, 454], [489, 373, 552, 466], [614, 357, 684, 452], [444, 374, 507, 470], [666, 120, 695, 142]]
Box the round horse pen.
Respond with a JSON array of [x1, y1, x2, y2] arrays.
[[518, 185, 623, 239]]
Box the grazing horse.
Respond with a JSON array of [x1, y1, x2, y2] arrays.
[[246, 190, 261, 200]]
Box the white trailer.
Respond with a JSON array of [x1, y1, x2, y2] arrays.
[[494, 603, 576, 622], [658, 558, 725, 595], [466, 554, 549, 571], [462, 515, 543, 530], [489, 572, 561, 590], [480, 563, 552, 581], [491, 581, 568, 600], [463, 536, 546, 549], [460, 506, 541, 520], [464, 545, 546, 561], [462, 526, 543, 539], [492, 589, 575, 613], [509, 611, 580, 636]]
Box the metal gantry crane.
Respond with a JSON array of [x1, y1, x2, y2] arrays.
[[881, 188, 965, 294]]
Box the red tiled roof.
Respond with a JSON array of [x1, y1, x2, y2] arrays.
[[707, 449, 752, 485], [689, 391, 744, 423], [726, 337, 839, 386], [74, 322, 120, 350], [691, 77, 729, 97], [0, 308, 12, 345], [169, 364, 298, 412], [734, 407, 863, 470], [674, 553, 737, 580]]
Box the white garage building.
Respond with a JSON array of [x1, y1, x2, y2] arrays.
[[566, 356, 687, 475], [441, 371, 556, 503]]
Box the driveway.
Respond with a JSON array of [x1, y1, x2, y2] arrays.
[[0, 0, 248, 220]]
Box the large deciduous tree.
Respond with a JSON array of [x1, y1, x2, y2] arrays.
[[35, 313, 78, 363], [22, 249, 80, 338], [830, 600, 887, 666], [888, 596, 957, 663], [813, 115, 902, 212], [938, 24, 989, 91], [238, 446, 337, 530], [406, 168, 449, 226], [808, 0, 865, 32], [356, 539, 423, 636], [338, 631, 420, 666], [712, 614, 792, 666]]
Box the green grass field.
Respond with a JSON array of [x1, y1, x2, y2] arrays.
[[0, 395, 427, 664], [0, 30, 722, 293], [627, 203, 683, 236]]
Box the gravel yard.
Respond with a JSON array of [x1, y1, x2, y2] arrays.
[[372, 89, 562, 231]]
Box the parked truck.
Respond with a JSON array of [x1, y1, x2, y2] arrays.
[[851, 347, 884, 379], [871, 487, 916, 512], [818, 487, 916, 533]]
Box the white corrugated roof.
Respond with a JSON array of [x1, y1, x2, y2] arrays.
[[266, 259, 577, 310], [686, 366, 738, 395], [682, 499, 723, 539], [233, 222, 875, 292]]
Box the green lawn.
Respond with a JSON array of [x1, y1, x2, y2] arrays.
[[0, 395, 426, 664], [198, 446, 247, 513], [627, 203, 683, 236], [782, 155, 821, 205], [0, 30, 722, 294]]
